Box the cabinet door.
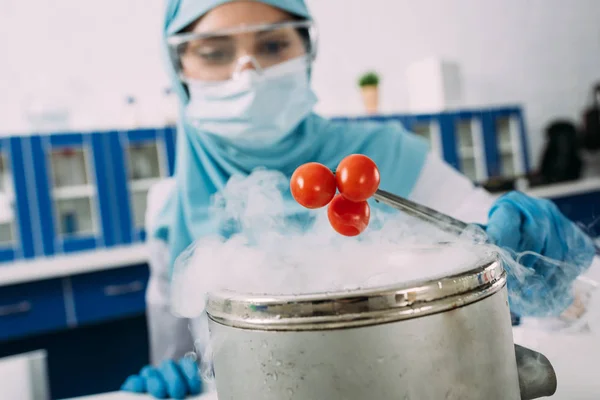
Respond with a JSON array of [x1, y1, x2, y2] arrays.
[[70, 264, 150, 325], [480, 107, 530, 180], [0, 138, 36, 262], [0, 278, 68, 341], [480, 110, 502, 179], [551, 192, 600, 238], [452, 112, 488, 183], [494, 108, 529, 178], [29, 134, 106, 255], [109, 129, 171, 245], [405, 114, 445, 161]]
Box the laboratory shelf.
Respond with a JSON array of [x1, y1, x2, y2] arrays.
[[27, 133, 115, 256], [405, 114, 445, 159], [107, 128, 175, 246], [0, 137, 36, 262], [331, 106, 529, 184], [451, 114, 486, 182], [0, 105, 561, 265]]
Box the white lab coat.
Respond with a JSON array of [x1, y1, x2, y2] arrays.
[[143, 153, 498, 364]]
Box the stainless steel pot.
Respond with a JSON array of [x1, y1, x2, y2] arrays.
[[206, 252, 557, 399]]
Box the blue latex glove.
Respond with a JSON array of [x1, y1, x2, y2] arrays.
[[485, 191, 596, 317], [121, 358, 202, 399]]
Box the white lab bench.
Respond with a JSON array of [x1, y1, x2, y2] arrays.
[[61, 326, 600, 400], [523, 177, 600, 200], [63, 394, 210, 400], [512, 326, 600, 399], [0, 244, 148, 288]]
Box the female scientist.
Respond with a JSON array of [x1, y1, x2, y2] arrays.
[[122, 0, 597, 397]]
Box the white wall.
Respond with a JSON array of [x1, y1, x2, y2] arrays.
[[0, 0, 169, 132], [307, 0, 600, 164], [1, 0, 599, 165]]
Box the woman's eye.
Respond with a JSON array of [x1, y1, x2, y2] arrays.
[[195, 47, 234, 63], [259, 40, 290, 56]]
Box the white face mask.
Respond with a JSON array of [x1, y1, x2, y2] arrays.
[[185, 56, 318, 149]]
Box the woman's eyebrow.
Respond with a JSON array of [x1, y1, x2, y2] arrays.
[[193, 35, 234, 44], [206, 35, 234, 41]]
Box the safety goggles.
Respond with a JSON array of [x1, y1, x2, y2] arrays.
[[167, 20, 318, 82]]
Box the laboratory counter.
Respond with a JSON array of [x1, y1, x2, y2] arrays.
[[64, 394, 211, 400], [0, 244, 148, 288], [524, 177, 600, 199], [62, 326, 600, 400]]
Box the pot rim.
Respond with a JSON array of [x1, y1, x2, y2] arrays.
[[206, 253, 505, 331]]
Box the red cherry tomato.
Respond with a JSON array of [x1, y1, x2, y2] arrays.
[[336, 154, 380, 202], [327, 194, 370, 236], [290, 163, 337, 209]]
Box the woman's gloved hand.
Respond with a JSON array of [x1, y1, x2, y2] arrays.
[[485, 191, 596, 317], [121, 357, 202, 399]]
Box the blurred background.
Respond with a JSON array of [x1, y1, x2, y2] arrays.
[[0, 0, 599, 399]]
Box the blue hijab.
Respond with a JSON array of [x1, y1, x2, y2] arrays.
[[155, 0, 430, 272]]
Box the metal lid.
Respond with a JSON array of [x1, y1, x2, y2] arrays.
[[206, 253, 505, 331]]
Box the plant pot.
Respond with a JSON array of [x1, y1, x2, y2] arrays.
[[360, 85, 379, 115]]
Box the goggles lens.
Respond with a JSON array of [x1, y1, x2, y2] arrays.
[[168, 21, 317, 82]]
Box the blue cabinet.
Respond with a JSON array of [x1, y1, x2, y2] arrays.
[[0, 138, 36, 262], [1, 108, 527, 262], [331, 106, 530, 183], [108, 128, 176, 245], [479, 107, 530, 179], [450, 111, 486, 181], [70, 263, 150, 325], [0, 127, 177, 259], [0, 263, 150, 342], [551, 191, 600, 238], [0, 278, 68, 341], [27, 133, 116, 255]]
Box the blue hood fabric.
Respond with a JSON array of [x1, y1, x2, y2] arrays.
[[155, 0, 429, 272]]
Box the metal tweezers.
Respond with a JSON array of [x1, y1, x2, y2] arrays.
[[373, 189, 600, 255], [372, 189, 470, 236]]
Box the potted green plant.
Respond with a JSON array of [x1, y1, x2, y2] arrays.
[[358, 71, 380, 114]]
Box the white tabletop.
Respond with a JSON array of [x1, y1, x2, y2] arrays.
[[524, 177, 600, 199], [512, 326, 600, 399], [63, 392, 214, 400], [62, 326, 600, 400], [0, 244, 148, 287]]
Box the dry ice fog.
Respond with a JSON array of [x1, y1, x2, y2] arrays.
[[170, 169, 598, 379], [172, 169, 597, 316]]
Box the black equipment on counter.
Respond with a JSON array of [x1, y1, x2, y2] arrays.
[[539, 120, 582, 184], [581, 83, 600, 151]]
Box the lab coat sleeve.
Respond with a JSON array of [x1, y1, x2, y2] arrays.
[[145, 179, 195, 365], [409, 152, 600, 284], [408, 153, 497, 225], [145, 238, 195, 364]]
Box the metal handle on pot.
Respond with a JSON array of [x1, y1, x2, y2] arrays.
[[514, 344, 557, 400]]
